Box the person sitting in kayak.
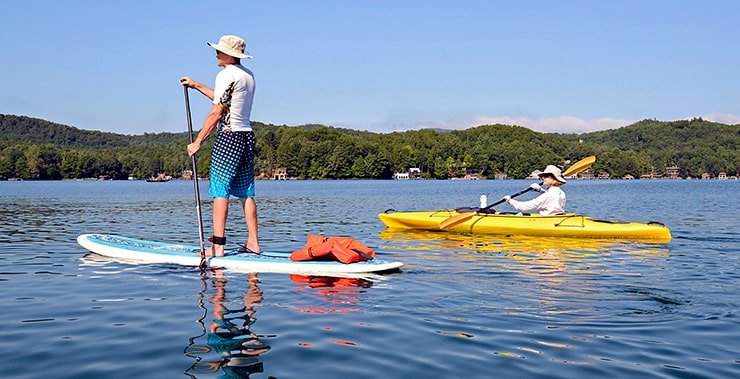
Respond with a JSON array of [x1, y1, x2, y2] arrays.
[[502, 165, 566, 216]]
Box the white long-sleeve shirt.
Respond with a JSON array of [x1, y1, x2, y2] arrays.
[[507, 186, 566, 215]]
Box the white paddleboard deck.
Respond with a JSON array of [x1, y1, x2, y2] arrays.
[[78, 234, 403, 274]]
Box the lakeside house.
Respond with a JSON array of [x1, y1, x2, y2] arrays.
[[526, 170, 542, 179], [146, 173, 171, 182], [666, 165, 680, 179], [459, 168, 482, 180], [451, 172, 482, 180], [272, 167, 288, 180], [394, 168, 421, 180], [581, 170, 595, 179]]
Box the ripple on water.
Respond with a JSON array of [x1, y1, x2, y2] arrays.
[[1, 180, 738, 378]]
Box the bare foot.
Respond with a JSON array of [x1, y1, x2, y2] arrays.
[[199, 246, 225, 257]]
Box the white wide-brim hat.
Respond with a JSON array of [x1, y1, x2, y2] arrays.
[[538, 165, 567, 183], [208, 35, 252, 59]]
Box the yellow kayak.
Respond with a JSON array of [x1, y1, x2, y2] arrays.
[[378, 209, 671, 242]]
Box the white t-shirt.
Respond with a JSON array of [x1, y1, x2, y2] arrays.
[[212, 64, 255, 132], [508, 186, 566, 216]]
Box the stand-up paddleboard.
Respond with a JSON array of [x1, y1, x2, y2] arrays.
[[78, 234, 403, 274]]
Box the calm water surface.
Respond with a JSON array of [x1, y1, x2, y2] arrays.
[[0, 179, 738, 378]]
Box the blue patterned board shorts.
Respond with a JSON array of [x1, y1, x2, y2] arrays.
[[209, 131, 256, 199]]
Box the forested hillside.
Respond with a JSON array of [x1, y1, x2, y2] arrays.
[[0, 114, 185, 148], [559, 118, 739, 178], [0, 114, 737, 180]]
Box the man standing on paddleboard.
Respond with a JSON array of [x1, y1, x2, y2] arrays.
[[180, 34, 260, 257]]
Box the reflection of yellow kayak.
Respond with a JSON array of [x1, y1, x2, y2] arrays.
[[378, 229, 669, 255], [379, 229, 618, 250], [378, 210, 671, 242], [378, 229, 670, 277]]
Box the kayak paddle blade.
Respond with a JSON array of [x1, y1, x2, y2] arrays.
[[438, 212, 476, 230], [563, 156, 596, 177]]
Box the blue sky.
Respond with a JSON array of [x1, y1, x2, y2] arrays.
[[1, 0, 738, 135]]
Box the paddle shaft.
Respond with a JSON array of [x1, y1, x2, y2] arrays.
[[438, 186, 536, 229], [184, 87, 206, 260], [481, 185, 536, 212]]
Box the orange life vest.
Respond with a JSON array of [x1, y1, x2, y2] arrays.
[[290, 234, 376, 264]]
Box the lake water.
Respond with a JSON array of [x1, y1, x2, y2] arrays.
[[0, 179, 738, 378]]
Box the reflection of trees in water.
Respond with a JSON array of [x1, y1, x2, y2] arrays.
[[184, 271, 270, 378]]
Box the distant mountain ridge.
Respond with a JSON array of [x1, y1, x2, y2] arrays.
[[3, 114, 737, 155], [0, 114, 186, 149], [558, 118, 738, 154], [0, 114, 374, 148]]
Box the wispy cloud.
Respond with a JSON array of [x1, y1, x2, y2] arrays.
[[703, 113, 740, 125], [471, 116, 633, 134], [405, 116, 634, 134], [393, 113, 740, 134]]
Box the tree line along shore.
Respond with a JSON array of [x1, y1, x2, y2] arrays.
[[0, 114, 737, 181]]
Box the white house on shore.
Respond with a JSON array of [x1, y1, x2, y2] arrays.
[[394, 167, 422, 180]]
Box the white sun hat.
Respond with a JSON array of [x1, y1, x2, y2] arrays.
[[538, 165, 567, 183], [207, 35, 252, 59]]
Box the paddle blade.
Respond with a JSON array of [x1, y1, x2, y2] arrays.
[[563, 156, 596, 177], [438, 212, 475, 230]]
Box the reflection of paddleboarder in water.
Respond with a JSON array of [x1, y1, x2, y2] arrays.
[[185, 271, 270, 378]]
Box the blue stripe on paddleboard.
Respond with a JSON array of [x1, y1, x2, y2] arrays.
[[84, 234, 400, 267], [89, 234, 293, 259]]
